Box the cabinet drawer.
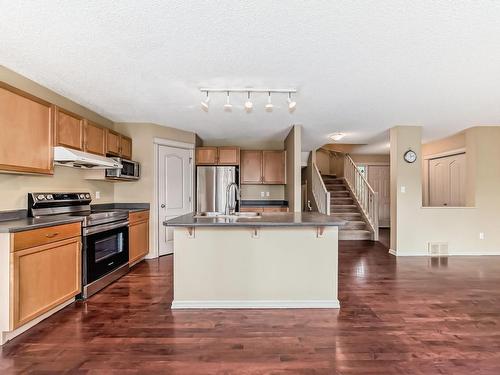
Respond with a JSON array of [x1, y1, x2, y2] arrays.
[[129, 210, 149, 224], [12, 222, 81, 252]]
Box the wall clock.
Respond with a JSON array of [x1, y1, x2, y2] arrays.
[[404, 150, 417, 163]]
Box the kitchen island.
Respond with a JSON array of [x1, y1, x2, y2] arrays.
[[164, 212, 345, 309]]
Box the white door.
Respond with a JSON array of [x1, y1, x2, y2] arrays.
[[158, 145, 193, 256], [429, 153, 466, 207], [367, 165, 390, 227]]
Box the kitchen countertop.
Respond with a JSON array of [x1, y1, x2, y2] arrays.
[[0, 203, 150, 233], [164, 212, 346, 227], [0, 211, 84, 233]]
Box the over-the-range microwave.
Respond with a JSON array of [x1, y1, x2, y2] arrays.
[[106, 158, 140, 180]]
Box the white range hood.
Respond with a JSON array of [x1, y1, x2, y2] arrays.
[[54, 147, 122, 169]]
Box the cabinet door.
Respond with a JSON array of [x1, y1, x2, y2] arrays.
[[262, 151, 286, 184], [240, 207, 264, 213], [11, 237, 81, 329], [218, 147, 240, 165], [120, 135, 132, 159], [84, 121, 106, 156], [55, 107, 84, 150], [0, 83, 53, 174], [129, 220, 149, 264], [106, 129, 121, 156], [241, 151, 263, 184], [196, 147, 218, 165]]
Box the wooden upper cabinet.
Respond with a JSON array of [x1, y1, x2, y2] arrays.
[[196, 147, 218, 165], [120, 135, 132, 160], [241, 150, 263, 184], [262, 151, 286, 184], [105, 129, 121, 156], [54, 107, 84, 150], [217, 147, 240, 165], [84, 121, 106, 156], [0, 83, 53, 175]]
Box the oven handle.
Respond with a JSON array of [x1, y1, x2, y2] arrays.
[[83, 221, 130, 236]]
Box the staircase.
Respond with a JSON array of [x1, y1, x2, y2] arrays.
[[321, 174, 373, 240]]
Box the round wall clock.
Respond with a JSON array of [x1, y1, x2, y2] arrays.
[[404, 150, 417, 163]]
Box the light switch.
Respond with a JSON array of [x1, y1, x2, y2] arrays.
[[266, 191, 270, 197], [95, 191, 101, 199], [260, 191, 265, 198], [400, 186, 406, 193], [479, 232, 485, 240]]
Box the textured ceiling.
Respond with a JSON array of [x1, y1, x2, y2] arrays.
[[1, 1, 500, 152]]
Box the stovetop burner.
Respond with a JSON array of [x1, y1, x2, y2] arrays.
[[28, 192, 128, 227]]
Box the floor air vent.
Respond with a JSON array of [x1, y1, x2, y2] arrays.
[[428, 242, 449, 257]]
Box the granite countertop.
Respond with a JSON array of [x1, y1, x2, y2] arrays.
[[0, 211, 84, 233], [164, 212, 346, 227], [0, 203, 150, 233]]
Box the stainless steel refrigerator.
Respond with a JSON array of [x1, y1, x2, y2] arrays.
[[196, 166, 238, 214]]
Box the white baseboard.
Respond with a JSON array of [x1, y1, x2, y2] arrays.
[[389, 249, 500, 256], [1, 298, 75, 346], [172, 299, 340, 309]]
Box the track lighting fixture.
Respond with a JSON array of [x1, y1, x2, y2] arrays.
[[198, 88, 297, 113], [223, 91, 232, 111], [201, 91, 210, 112], [265, 92, 273, 112], [244, 92, 253, 112], [287, 92, 296, 111]]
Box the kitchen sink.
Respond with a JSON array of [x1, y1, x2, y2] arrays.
[[194, 212, 261, 219]]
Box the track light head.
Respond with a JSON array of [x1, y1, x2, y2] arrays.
[[200, 91, 210, 112], [244, 92, 253, 112], [265, 92, 273, 112], [224, 91, 232, 111], [287, 92, 296, 112]]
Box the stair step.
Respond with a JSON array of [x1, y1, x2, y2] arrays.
[[342, 220, 367, 230], [330, 205, 358, 213], [321, 174, 337, 178], [331, 212, 362, 219], [323, 179, 344, 185], [339, 229, 372, 240], [331, 197, 354, 204], [326, 185, 347, 191], [330, 191, 350, 197]]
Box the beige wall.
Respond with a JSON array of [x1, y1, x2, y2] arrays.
[[284, 125, 302, 212], [351, 154, 390, 164], [202, 139, 284, 150], [422, 131, 465, 156], [391, 126, 500, 255], [240, 185, 285, 200], [113, 122, 196, 258], [0, 65, 116, 210]]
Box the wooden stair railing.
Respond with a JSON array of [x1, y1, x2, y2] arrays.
[[312, 162, 330, 216], [343, 154, 379, 240]]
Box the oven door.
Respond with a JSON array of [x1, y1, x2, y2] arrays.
[[83, 222, 129, 284]]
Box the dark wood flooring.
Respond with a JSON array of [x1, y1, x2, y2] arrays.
[[3, 229, 500, 374]]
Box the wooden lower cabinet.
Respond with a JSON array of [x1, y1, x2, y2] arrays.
[[10, 236, 81, 329], [129, 210, 150, 264]]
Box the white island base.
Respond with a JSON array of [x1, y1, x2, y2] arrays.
[[172, 225, 339, 309]]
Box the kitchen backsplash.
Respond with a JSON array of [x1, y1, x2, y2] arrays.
[[240, 185, 285, 200]]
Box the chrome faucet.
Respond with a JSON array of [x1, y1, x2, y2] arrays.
[[225, 182, 240, 215]]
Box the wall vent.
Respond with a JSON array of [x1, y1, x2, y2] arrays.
[[427, 242, 449, 257]]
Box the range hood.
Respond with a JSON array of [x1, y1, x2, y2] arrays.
[[54, 147, 122, 169]]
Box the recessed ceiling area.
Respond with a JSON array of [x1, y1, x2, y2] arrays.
[[1, 1, 499, 151]]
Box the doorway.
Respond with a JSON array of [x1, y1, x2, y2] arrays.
[[367, 165, 390, 228], [156, 142, 194, 257]]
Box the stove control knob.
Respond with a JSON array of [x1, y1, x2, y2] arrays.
[[79, 194, 85, 199], [46, 194, 53, 200], [85, 193, 91, 199], [37, 194, 45, 200]]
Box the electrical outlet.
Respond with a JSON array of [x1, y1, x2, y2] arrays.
[[266, 191, 270, 197], [400, 186, 406, 193], [260, 191, 265, 198], [95, 191, 101, 200], [479, 232, 485, 240]]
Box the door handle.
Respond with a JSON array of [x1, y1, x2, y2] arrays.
[[161, 204, 166, 208]]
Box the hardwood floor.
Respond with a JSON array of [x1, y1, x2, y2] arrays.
[[3, 232, 500, 374]]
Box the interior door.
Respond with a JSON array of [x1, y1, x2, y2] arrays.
[[158, 145, 193, 256], [367, 165, 390, 227], [429, 153, 466, 207]]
